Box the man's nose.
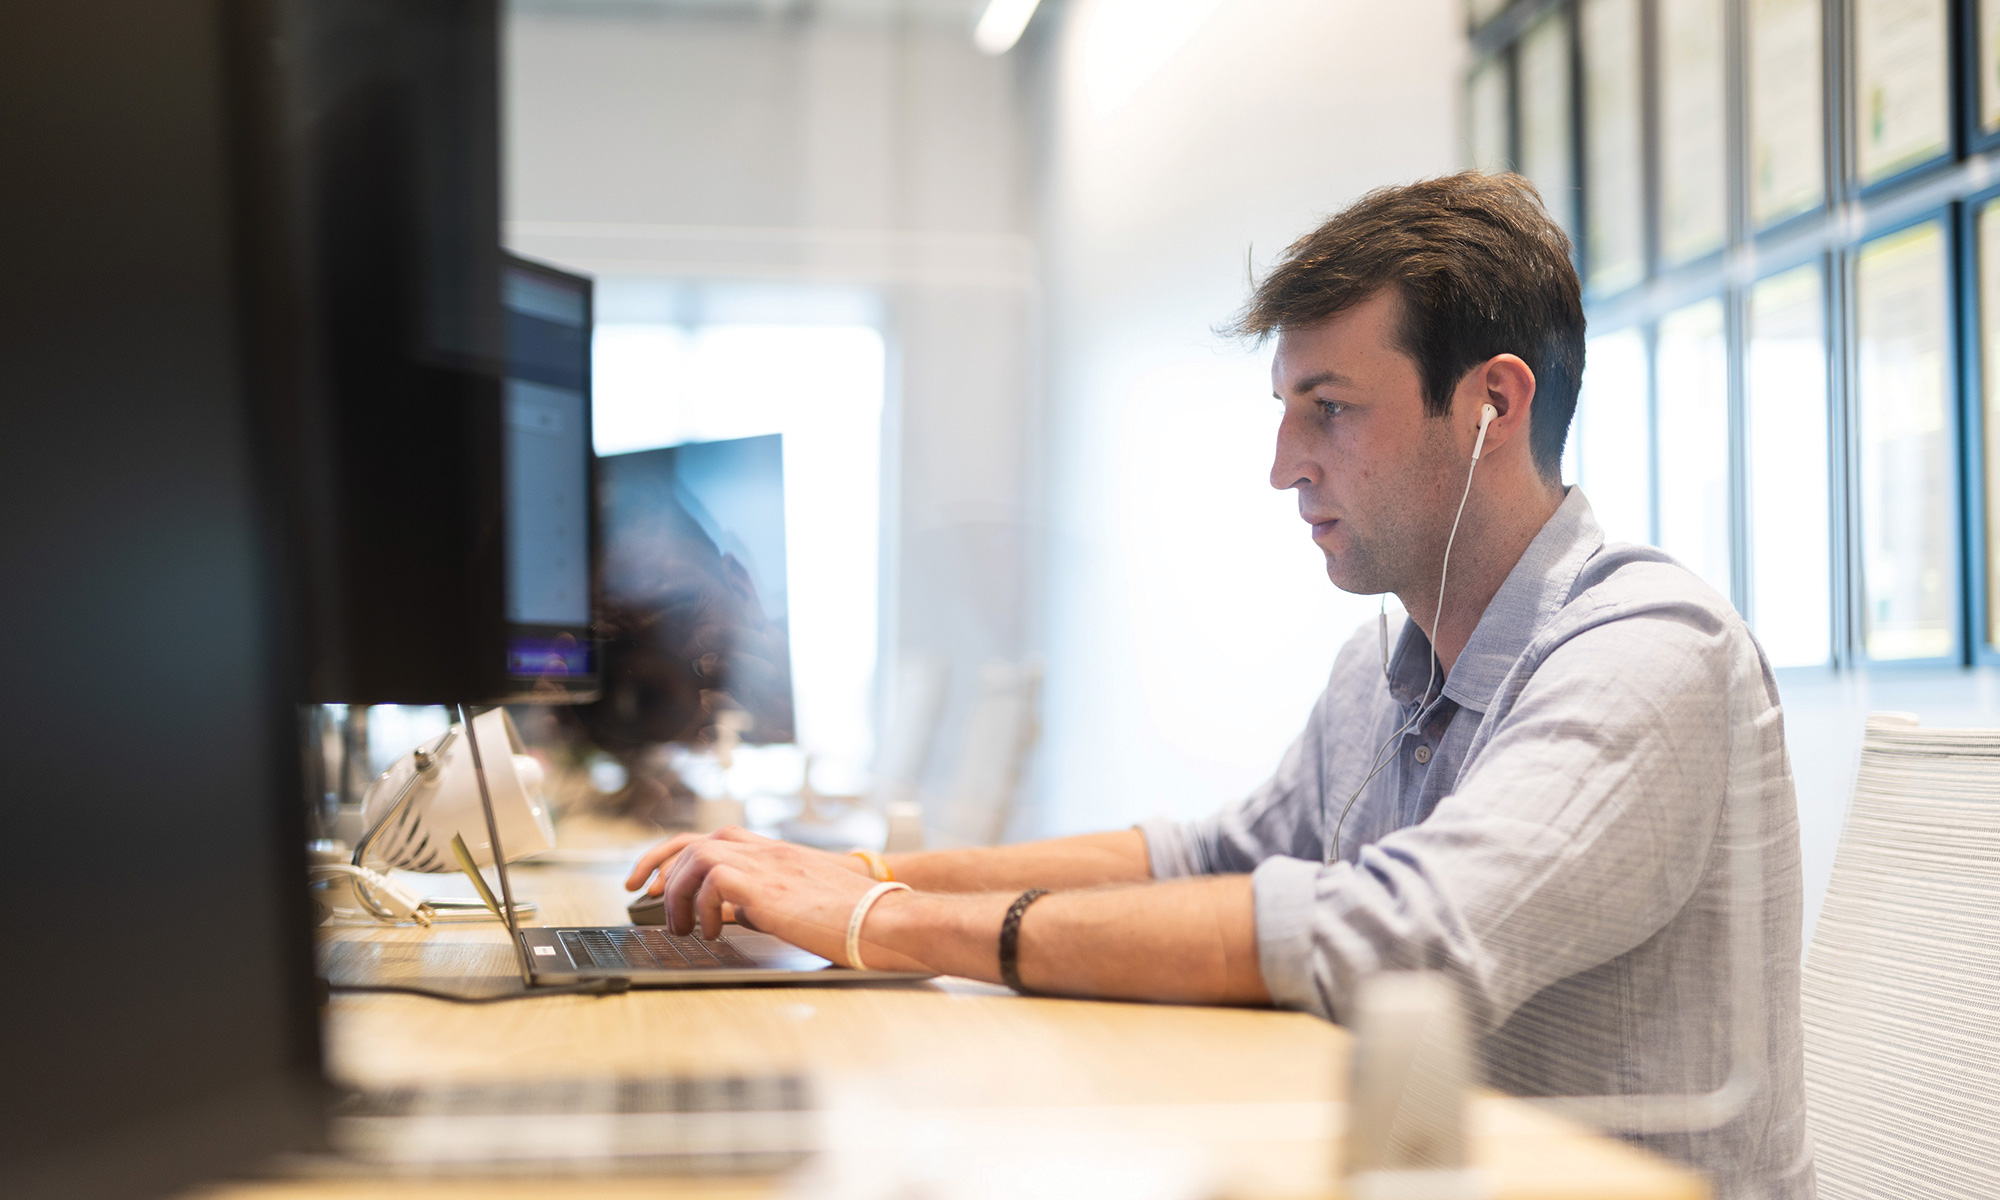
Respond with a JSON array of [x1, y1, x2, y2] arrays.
[[1270, 410, 1316, 492]]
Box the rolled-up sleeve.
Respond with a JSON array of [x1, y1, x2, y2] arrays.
[[1266, 603, 1736, 1029]]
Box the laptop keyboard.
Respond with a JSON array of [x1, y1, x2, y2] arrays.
[[557, 927, 757, 971]]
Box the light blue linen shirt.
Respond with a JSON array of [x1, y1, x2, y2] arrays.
[[1139, 488, 1814, 1199]]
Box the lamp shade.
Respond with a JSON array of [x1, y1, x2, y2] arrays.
[[358, 708, 555, 872]]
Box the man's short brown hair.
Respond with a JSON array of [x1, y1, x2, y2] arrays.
[[1230, 172, 1585, 480]]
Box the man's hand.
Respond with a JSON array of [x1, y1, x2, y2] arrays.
[[625, 830, 872, 912], [627, 827, 928, 970]]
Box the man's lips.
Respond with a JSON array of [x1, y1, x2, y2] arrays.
[[1309, 518, 1339, 539]]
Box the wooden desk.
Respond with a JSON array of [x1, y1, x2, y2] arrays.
[[195, 852, 1706, 1200]]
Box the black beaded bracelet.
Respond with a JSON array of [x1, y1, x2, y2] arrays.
[[998, 888, 1050, 995]]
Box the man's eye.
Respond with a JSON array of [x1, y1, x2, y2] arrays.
[[1317, 400, 1345, 418]]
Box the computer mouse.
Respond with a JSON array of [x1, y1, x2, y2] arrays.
[[626, 891, 666, 925]]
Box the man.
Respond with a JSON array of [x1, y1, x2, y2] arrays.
[[625, 173, 1814, 1197]]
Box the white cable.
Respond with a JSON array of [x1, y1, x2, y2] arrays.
[[845, 881, 911, 970], [1326, 444, 1483, 864], [309, 863, 433, 926]]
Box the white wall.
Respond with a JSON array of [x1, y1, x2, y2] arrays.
[[1025, 0, 1464, 837], [503, 5, 1039, 801]]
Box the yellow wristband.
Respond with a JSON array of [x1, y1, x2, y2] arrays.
[[848, 848, 892, 882]]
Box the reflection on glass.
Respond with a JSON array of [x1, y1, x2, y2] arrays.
[[1659, 0, 1727, 263], [1468, 55, 1511, 173], [1985, 0, 2000, 131], [1746, 265, 1831, 667], [1852, 0, 1950, 184], [1583, 0, 1646, 292], [1855, 223, 1952, 660], [1655, 299, 1732, 597], [1518, 13, 1574, 232], [1575, 329, 1653, 545], [1982, 202, 2000, 645], [1748, 0, 1825, 227]]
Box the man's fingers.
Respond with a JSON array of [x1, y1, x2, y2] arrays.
[[661, 841, 709, 935], [625, 833, 700, 893], [695, 866, 738, 939]]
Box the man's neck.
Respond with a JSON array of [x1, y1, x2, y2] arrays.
[[1399, 481, 1565, 675]]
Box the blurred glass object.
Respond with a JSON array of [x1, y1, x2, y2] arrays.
[[1582, 0, 1646, 293], [1658, 0, 1726, 264], [1855, 222, 1952, 661], [1655, 297, 1732, 598], [1574, 328, 1653, 546], [1746, 264, 1832, 667], [593, 322, 883, 780], [1747, 0, 1825, 227], [974, 0, 1041, 55], [1467, 54, 1511, 173], [1517, 11, 1574, 233], [1468, 0, 1509, 27], [1851, 0, 1950, 184]]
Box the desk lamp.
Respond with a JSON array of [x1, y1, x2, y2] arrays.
[[317, 708, 555, 924]]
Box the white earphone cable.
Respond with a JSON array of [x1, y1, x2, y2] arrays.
[[1325, 408, 1490, 864]]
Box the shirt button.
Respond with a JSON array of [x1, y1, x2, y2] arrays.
[[1413, 745, 1432, 765]]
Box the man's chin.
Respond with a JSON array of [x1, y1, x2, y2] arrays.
[[1321, 551, 1391, 597]]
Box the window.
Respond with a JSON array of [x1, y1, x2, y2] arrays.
[[593, 321, 886, 777], [1746, 0, 1826, 227], [1854, 222, 1953, 661], [1518, 13, 1574, 230], [1655, 298, 1732, 596], [1582, 0, 1646, 292], [1746, 264, 1833, 667], [1574, 328, 1653, 545], [1468, 55, 1511, 173], [1658, 0, 1728, 263]]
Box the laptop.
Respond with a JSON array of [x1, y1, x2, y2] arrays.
[[452, 712, 931, 989]]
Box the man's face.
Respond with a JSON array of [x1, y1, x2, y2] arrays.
[[1269, 288, 1463, 596]]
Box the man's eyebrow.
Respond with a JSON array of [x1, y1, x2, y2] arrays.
[[1283, 370, 1354, 395]]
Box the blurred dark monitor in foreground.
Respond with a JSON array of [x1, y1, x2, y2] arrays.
[[579, 435, 796, 753], [275, 0, 598, 705]]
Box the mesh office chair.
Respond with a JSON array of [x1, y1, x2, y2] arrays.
[[1800, 713, 2000, 1198]]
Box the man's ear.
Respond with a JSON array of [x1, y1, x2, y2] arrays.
[[1467, 354, 1536, 452]]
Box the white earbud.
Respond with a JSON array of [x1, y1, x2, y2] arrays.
[[1471, 402, 1498, 462]]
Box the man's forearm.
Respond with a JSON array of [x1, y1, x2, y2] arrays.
[[864, 874, 1269, 1006], [881, 829, 1153, 893]]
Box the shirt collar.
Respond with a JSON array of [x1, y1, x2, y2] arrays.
[[1384, 487, 1604, 715]]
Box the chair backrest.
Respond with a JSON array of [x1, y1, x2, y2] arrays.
[[870, 655, 951, 810], [935, 658, 1044, 847], [1800, 713, 2000, 1198]]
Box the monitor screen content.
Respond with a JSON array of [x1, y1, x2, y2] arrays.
[[583, 434, 796, 749], [502, 256, 596, 698]]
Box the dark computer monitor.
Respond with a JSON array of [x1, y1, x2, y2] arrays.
[[579, 435, 796, 752], [500, 255, 597, 702]]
